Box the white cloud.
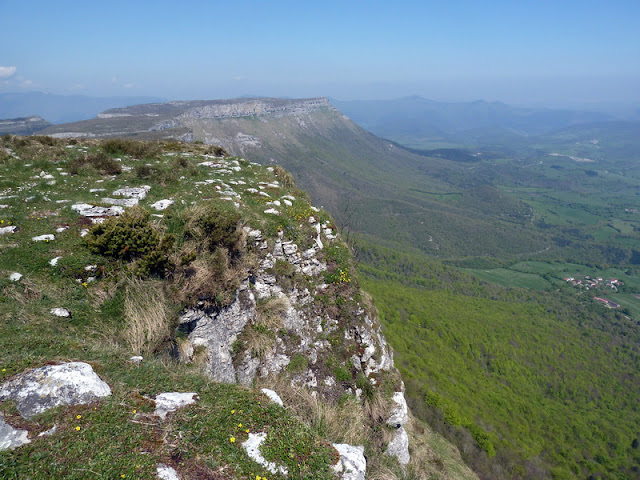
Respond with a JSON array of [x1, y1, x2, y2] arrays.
[[0, 66, 17, 78], [233, 75, 247, 81], [123, 83, 135, 89]]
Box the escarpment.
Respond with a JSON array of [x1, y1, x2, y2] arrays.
[[0, 135, 422, 478]]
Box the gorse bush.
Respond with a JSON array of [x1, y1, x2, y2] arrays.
[[85, 207, 174, 277], [69, 151, 122, 175], [101, 138, 160, 159], [184, 202, 242, 256]]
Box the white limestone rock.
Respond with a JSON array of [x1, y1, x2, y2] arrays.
[[157, 463, 181, 480], [179, 282, 255, 383], [242, 432, 289, 475], [49, 256, 62, 266], [387, 391, 409, 427], [32, 234, 54, 242], [101, 197, 139, 207], [332, 443, 366, 480], [71, 203, 124, 217], [154, 392, 198, 420], [386, 426, 410, 466], [112, 186, 150, 199], [0, 416, 30, 451], [150, 199, 174, 210], [0, 362, 112, 419], [9, 272, 22, 282], [0, 226, 16, 235], [260, 388, 284, 407], [50, 307, 71, 317]]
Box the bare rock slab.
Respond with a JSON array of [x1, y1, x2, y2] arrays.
[[386, 426, 410, 466], [332, 443, 366, 480], [157, 463, 181, 480], [0, 415, 30, 451], [154, 392, 198, 419], [0, 362, 112, 419], [260, 388, 284, 407]]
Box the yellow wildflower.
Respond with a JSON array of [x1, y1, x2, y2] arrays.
[[231, 409, 235, 414], [230, 436, 236, 443], [75, 426, 81, 431], [76, 414, 82, 419]]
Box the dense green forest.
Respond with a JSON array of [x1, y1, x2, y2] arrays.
[[357, 241, 640, 479]]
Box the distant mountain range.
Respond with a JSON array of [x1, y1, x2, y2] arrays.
[[0, 92, 165, 124], [331, 95, 616, 146]]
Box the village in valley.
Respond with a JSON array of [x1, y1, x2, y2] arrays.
[[564, 275, 623, 308]]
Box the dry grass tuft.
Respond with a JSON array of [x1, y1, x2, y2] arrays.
[[255, 296, 289, 329], [124, 279, 171, 355], [258, 376, 368, 446], [239, 324, 275, 358]]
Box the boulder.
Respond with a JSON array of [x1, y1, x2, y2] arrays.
[[0, 362, 112, 419]]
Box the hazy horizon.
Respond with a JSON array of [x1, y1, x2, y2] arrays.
[[2, 0, 639, 110]]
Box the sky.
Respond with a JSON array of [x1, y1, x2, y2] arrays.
[[1, 0, 639, 107]]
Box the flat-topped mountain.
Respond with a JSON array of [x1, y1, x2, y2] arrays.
[[0, 116, 51, 135], [40, 97, 546, 260]]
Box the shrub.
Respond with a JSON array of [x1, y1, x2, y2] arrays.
[[69, 151, 122, 175], [101, 138, 160, 158], [184, 203, 242, 256], [85, 207, 174, 277]]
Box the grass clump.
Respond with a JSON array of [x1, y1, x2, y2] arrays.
[[123, 279, 172, 355]]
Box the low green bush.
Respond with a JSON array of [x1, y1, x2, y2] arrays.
[[85, 207, 174, 277]]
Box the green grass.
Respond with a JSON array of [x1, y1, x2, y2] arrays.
[[0, 136, 345, 479], [464, 268, 553, 290]]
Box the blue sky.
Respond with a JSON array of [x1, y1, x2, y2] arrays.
[[1, 0, 639, 106]]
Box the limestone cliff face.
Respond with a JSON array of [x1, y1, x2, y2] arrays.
[[150, 98, 333, 133], [177, 225, 394, 396]]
